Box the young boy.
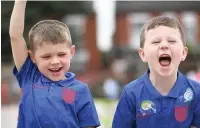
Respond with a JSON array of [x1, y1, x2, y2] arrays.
[[9, 0, 100, 128], [112, 16, 200, 128]]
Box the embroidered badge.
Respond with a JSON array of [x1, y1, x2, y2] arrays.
[[137, 100, 156, 117], [141, 100, 156, 113], [175, 105, 188, 122], [62, 88, 76, 104], [184, 88, 193, 102]]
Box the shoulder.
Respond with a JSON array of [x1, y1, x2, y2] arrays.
[[71, 79, 90, 93], [184, 76, 200, 96], [184, 76, 200, 90], [123, 75, 145, 97], [13, 56, 40, 85], [65, 72, 90, 92]]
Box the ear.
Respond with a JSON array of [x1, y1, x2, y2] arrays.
[[181, 47, 188, 61], [69, 45, 76, 59], [28, 50, 36, 63], [138, 48, 148, 63]]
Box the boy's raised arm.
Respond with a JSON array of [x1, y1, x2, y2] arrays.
[[9, 0, 28, 71]]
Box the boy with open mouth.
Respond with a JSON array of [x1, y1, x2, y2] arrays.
[[112, 16, 200, 128]]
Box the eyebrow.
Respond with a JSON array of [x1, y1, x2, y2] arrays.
[[167, 36, 177, 39], [39, 52, 68, 57], [39, 53, 51, 57], [58, 52, 67, 54], [151, 36, 178, 40]]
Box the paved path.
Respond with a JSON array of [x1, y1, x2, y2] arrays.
[[1, 100, 117, 128], [1, 104, 18, 128]]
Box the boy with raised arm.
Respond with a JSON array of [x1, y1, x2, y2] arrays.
[[9, 1, 100, 128]]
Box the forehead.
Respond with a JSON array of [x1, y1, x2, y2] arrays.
[[34, 42, 69, 54], [145, 26, 181, 40]]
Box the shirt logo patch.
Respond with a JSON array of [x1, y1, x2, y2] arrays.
[[137, 100, 156, 117], [141, 100, 156, 112], [62, 88, 76, 104], [184, 88, 193, 102], [175, 105, 188, 122]]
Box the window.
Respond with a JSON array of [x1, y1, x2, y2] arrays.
[[62, 15, 89, 72], [161, 12, 178, 19], [182, 11, 198, 45], [62, 14, 86, 50], [128, 12, 150, 50]]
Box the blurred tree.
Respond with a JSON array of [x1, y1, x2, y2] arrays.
[[1, 1, 93, 62]]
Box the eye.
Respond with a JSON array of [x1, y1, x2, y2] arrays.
[[152, 41, 160, 44], [42, 56, 50, 59], [168, 40, 176, 43], [58, 53, 66, 57]]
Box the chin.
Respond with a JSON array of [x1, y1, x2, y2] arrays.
[[158, 72, 173, 77], [48, 77, 58, 81], [158, 67, 175, 77], [47, 74, 63, 81]]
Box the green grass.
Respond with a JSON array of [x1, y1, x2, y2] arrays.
[[94, 98, 118, 128]]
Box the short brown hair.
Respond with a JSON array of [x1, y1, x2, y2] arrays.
[[140, 16, 185, 48], [28, 20, 72, 52]]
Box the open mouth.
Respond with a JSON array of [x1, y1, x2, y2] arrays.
[[49, 67, 62, 73], [159, 55, 171, 67]]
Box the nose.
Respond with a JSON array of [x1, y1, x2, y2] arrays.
[[51, 57, 60, 65], [159, 41, 169, 50]]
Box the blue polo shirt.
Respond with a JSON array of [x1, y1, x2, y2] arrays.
[[13, 56, 100, 128], [112, 70, 200, 128]]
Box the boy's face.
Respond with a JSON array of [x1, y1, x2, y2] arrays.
[[30, 42, 75, 81], [138, 26, 188, 77]]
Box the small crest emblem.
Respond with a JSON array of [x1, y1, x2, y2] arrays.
[[141, 100, 152, 110], [62, 88, 76, 104], [184, 88, 193, 102], [141, 100, 156, 113], [175, 106, 188, 122]]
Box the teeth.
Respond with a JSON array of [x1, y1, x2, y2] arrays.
[[50, 68, 60, 71]]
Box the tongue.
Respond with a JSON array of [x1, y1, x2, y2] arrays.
[[160, 60, 170, 66]]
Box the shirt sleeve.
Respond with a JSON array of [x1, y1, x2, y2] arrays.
[[112, 87, 136, 128], [192, 82, 200, 127], [76, 85, 100, 128], [13, 56, 39, 88]]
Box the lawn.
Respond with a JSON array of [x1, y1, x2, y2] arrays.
[[94, 98, 118, 128]]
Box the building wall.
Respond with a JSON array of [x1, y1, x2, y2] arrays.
[[115, 11, 200, 47], [84, 14, 103, 71], [115, 13, 130, 46], [83, 11, 200, 73]]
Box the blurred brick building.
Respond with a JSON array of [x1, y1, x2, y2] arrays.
[[2, 1, 200, 103], [64, 1, 200, 77]]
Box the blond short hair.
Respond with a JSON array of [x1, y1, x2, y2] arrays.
[[28, 20, 72, 51]]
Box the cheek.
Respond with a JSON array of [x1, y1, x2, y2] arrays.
[[145, 49, 157, 61], [61, 58, 70, 65], [36, 59, 48, 69], [62, 61, 71, 71], [173, 48, 184, 59]]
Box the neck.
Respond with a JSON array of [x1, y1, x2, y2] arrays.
[[149, 71, 177, 96]]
